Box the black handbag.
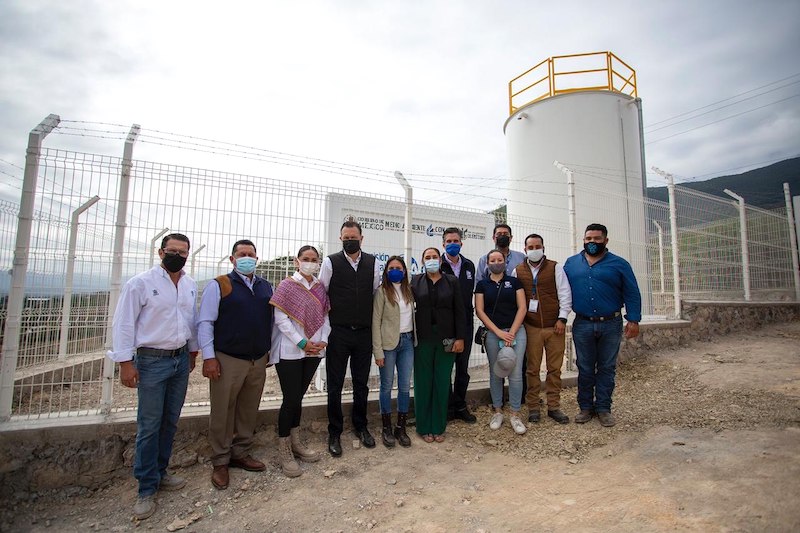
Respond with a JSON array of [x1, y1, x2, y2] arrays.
[[474, 326, 488, 345]]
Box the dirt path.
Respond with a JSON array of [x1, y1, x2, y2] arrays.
[[4, 320, 800, 532]]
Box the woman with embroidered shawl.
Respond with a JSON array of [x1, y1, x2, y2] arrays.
[[269, 245, 330, 478]]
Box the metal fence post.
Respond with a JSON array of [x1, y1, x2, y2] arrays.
[[554, 161, 578, 254], [394, 171, 413, 267], [150, 227, 169, 267], [724, 189, 751, 301], [101, 124, 140, 414], [784, 183, 800, 301], [0, 114, 60, 421], [652, 221, 665, 294], [58, 195, 101, 360], [666, 174, 682, 318], [190, 244, 206, 279]]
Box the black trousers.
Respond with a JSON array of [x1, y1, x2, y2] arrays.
[[326, 326, 372, 436], [276, 357, 321, 437], [448, 321, 474, 413]]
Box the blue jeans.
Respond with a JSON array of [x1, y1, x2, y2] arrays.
[[378, 332, 414, 414], [485, 328, 527, 411], [571, 316, 623, 413], [133, 352, 190, 497]]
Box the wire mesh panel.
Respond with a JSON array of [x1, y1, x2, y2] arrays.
[[672, 188, 745, 300], [745, 204, 796, 299], [2, 131, 798, 422]]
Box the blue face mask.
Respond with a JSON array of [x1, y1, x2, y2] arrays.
[[445, 243, 461, 257], [235, 256, 257, 275], [387, 269, 405, 283], [424, 259, 440, 273]]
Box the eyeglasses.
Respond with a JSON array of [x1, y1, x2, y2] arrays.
[[163, 249, 190, 257]]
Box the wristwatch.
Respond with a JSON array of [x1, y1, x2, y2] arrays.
[[557, 318, 567, 324]]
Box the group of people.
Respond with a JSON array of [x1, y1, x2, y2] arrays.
[[109, 220, 641, 520]]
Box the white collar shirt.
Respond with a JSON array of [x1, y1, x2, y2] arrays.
[[107, 265, 199, 362]]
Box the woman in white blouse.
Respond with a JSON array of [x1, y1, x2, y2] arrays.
[[269, 245, 330, 477], [372, 256, 416, 448]]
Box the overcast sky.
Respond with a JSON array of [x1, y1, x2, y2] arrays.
[[1, 0, 799, 210]]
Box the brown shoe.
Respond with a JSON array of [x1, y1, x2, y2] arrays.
[[574, 410, 594, 424], [229, 455, 266, 472], [597, 412, 616, 427], [211, 465, 229, 490]]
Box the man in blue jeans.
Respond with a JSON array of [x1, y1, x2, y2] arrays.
[[108, 233, 199, 520], [564, 223, 641, 427]]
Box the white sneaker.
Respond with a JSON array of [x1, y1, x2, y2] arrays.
[[489, 412, 504, 430], [510, 415, 527, 435]]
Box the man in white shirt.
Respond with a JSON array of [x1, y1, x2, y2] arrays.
[[512, 233, 573, 424], [108, 233, 199, 521]]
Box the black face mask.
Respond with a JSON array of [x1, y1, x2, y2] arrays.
[[162, 253, 187, 273], [342, 239, 361, 254], [584, 241, 606, 257], [495, 235, 511, 248]]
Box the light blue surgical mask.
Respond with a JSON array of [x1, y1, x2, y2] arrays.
[[235, 256, 257, 275], [424, 259, 440, 273]]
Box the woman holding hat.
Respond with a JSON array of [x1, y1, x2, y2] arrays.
[[411, 247, 466, 443], [475, 249, 528, 435]]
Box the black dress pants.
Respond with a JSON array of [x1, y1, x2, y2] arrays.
[[276, 357, 321, 437], [326, 326, 372, 436], [448, 321, 474, 413]]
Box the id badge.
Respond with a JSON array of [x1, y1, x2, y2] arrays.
[[528, 299, 539, 313]]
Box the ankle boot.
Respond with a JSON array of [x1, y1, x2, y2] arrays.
[[394, 412, 411, 447], [290, 427, 320, 463], [278, 436, 302, 478], [381, 413, 396, 447]]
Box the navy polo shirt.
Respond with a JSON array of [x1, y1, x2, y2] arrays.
[[475, 275, 523, 329]]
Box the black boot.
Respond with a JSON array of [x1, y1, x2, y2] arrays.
[[381, 413, 396, 447], [394, 412, 412, 447]]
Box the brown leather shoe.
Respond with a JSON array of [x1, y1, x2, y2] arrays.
[[211, 465, 229, 490], [574, 409, 594, 424], [229, 455, 266, 472], [597, 412, 616, 427]]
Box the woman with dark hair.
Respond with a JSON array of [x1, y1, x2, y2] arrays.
[[269, 245, 330, 477], [475, 249, 528, 435], [411, 247, 466, 443], [372, 256, 416, 448]]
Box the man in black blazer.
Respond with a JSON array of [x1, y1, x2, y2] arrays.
[[439, 227, 477, 423]]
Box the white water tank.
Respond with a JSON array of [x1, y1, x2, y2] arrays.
[[504, 52, 650, 311]]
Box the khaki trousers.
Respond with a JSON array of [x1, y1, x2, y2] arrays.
[[524, 323, 566, 410], [209, 350, 268, 466]]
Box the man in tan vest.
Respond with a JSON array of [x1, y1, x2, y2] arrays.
[[513, 234, 572, 424]]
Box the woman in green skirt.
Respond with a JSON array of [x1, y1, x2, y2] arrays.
[[410, 247, 466, 442]]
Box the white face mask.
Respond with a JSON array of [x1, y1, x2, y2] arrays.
[[299, 261, 320, 276], [527, 249, 544, 263]]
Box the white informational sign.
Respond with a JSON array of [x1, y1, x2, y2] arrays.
[[324, 193, 496, 271]]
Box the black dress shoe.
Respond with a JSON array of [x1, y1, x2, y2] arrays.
[[528, 410, 541, 423], [328, 434, 342, 457], [353, 428, 376, 448], [453, 408, 477, 424], [547, 409, 570, 424]]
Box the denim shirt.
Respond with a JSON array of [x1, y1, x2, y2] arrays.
[[563, 251, 642, 322]]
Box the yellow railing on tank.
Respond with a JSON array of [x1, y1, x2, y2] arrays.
[[508, 51, 637, 115]]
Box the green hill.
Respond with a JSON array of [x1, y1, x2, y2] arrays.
[[647, 157, 800, 209]]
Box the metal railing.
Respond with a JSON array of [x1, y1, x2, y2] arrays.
[[509, 51, 638, 115]]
